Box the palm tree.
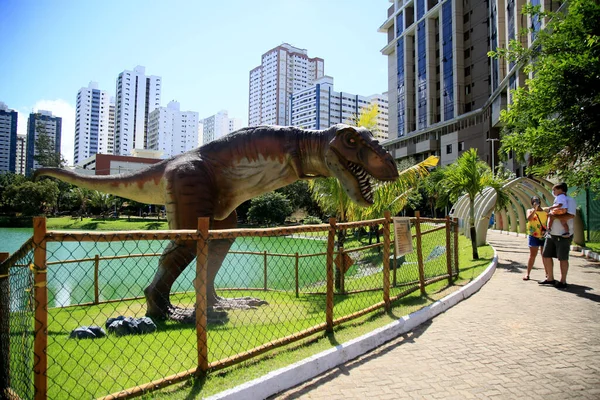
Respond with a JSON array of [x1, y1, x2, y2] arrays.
[[88, 190, 115, 216], [437, 148, 508, 260], [309, 156, 439, 288]]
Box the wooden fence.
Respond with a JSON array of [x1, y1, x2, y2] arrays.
[[0, 211, 459, 400]]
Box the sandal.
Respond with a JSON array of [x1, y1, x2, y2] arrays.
[[523, 275, 530, 281]]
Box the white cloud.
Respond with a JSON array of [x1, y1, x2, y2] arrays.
[[17, 99, 76, 166]]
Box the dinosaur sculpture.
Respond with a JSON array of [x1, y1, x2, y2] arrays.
[[34, 124, 399, 322]]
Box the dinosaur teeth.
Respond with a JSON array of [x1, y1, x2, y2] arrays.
[[349, 161, 375, 203]]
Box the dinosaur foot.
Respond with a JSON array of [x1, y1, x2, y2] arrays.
[[149, 305, 229, 325], [212, 296, 269, 311]]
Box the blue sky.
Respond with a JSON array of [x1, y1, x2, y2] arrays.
[[0, 0, 390, 165]]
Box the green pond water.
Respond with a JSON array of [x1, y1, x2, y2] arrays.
[[0, 228, 328, 308]]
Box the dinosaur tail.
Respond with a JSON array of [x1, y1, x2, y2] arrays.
[[33, 165, 167, 205]]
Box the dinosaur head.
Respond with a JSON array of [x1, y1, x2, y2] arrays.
[[324, 125, 398, 206]]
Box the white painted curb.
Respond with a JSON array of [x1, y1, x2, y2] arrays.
[[207, 251, 498, 400]]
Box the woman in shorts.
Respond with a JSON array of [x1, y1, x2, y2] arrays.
[[524, 196, 548, 280]]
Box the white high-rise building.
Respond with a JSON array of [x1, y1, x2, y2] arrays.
[[289, 76, 389, 139], [74, 82, 114, 165], [114, 66, 161, 155], [201, 110, 241, 145], [249, 43, 324, 127], [147, 101, 199, 159], [16, 134, 26, 175]]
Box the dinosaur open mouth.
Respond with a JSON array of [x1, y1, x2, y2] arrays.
[[348, 161, 375, 204]]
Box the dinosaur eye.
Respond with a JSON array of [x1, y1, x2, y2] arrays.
[[345, 135, 358, 147]]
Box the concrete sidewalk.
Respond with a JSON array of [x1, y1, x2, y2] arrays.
[[270, 230, 600, 399]]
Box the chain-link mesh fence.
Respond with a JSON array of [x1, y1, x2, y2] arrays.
[[571, 188, 600, 242], [1, 214, 459, 399], [1, 238, 36, 400]]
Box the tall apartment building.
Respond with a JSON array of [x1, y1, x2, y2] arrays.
[[74, 82, 114, 165], [0, 102, 18, 173], [379, 0, 552, 172], [249, 43, 324, 127], [147, 101, 199, 158], [25, 110, 62, 176], [114, 66, 161, 156], [15, 134, 26, 175], [289, 76, 389, 139], [201, 110, 242, 145]]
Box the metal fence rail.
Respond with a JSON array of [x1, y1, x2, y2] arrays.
[[0, 212, 459, 399]]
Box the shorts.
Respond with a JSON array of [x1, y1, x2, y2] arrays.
[[542, 235, 572, 261], [528, 235, 545, 247]]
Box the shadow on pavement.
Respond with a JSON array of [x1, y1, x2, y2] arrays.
[[557, 283, 600, 304], [269, 321, 433, 399], [496, 260, 525, 275]]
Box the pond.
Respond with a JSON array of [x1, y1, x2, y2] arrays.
[[0, 228, 329, 308]]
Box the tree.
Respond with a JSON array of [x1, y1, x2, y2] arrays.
[[489, 0, 600, 192], [347, 103, 380, 133], [247, 192, 293, 226], [88, 190, 115, 215], [4, 179, 60, 215], [33, 121, 66, 168], [275, 180, 322, 219], [0, 172, 27, 213], [437, 148, 509, 260], [421, 167, 448, 217]]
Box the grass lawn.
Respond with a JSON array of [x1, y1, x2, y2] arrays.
[[586, 242, 600, 253], [46, 216, 169, 231], [582, 231, 600, 253], [145, 238, 494, 400], [33, 232, 493, 399]]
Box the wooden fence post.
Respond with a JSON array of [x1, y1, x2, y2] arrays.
[[94, 255, 100, 304], [33, 217, 47, 400], [326, 218, 336, 332], [294, 252, 299, 298], [0, 252, 10, 397], [383, 211, 391, 309], [263, 251, 268, 291], [196, 218, 210, 374], [338, 247, 345, 294], [414, 212, 426, 295], [445, 216, 453, 283], [453, 217, 459, 277]]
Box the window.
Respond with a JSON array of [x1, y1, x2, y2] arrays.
[[446, 144, 453, 154], [458, 141, 464, 151]]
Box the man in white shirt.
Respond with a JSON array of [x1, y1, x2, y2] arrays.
[[539, 182, 577, 289]]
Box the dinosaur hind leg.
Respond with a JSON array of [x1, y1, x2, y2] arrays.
[[207, 212, 268, 311], [144, 240, 196, 322]]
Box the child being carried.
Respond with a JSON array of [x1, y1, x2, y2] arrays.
[[546, 186, 570, 238]]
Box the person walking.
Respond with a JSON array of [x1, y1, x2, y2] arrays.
[[539, 182, 577, 289], [524, 196, 547, 281]]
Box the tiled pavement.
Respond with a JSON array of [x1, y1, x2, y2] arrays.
[[270, 231, 600, 399]]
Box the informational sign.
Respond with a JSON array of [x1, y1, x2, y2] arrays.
[[392, 217, 413, 256]]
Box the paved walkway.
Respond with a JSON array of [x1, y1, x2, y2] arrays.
[[270, 231, 600, 399]]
